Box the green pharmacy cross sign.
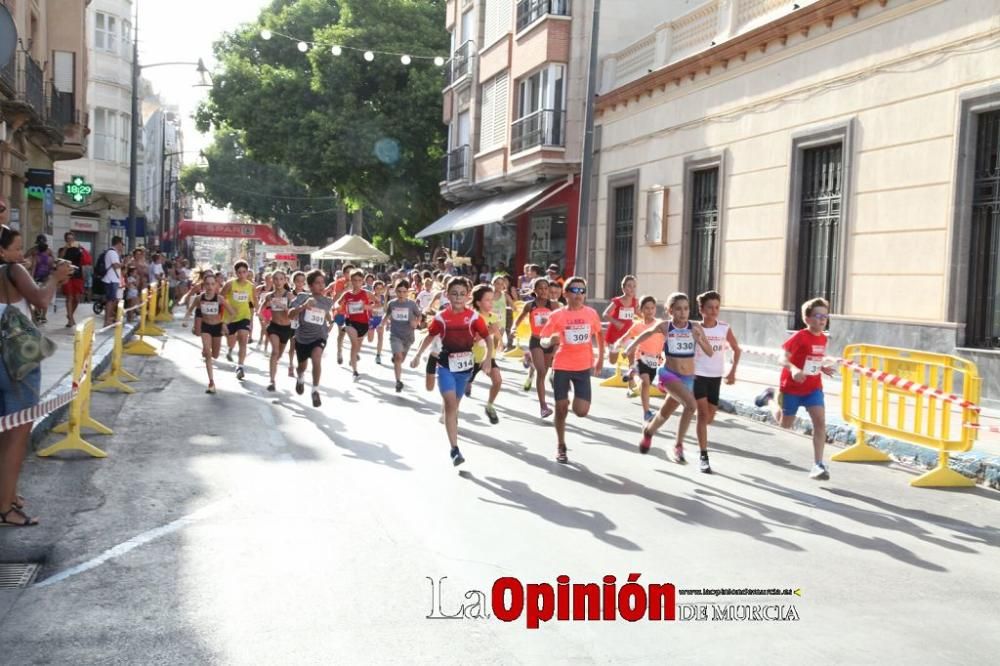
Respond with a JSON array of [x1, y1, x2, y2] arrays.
[[64, 176, 94, 203]]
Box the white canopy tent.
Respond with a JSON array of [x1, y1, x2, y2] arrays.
[[311, 235, 389, 263]]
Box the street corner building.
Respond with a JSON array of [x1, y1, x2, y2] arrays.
[[592, 0, 1000, 400]]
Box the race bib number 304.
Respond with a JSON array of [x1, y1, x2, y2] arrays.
[[392, 309, 410, 322]]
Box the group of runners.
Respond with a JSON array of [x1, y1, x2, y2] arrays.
[[177, 261, 836, 481]]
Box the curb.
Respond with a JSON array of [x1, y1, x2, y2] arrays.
[[29, 323, 139, 446], [717, 396, 1000, 491]]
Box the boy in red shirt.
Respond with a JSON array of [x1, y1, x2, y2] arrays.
[[334, 269, 372, 380], [756, 297, 836, 480], [539, 277, 605, 464]]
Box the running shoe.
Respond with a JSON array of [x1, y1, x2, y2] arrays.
[[236, 366, 245, 381], [644, 409, 655, 422], [226, 349, 234, 363], [450, 447, 465, 467], [523, 377, 533, 391], [626, 388, 638, 398], [312, 391, 322, 407], [809, 462, 830, 480], [205, 383, 216, 395], [485, 404, 499, 425], [673, 444, 686, 464], [699, 455, 712, 474], [353, 370, 360, 381], [395, 380, 403, 393], [639, 431, 652, 454], [295, 378, 305, 395], [540, 405, 553, 419], [337, 352, 343, 365], [375, 354, 382, 365], [266, 382, 276, 392], [754, 387, 775, 408], [556, 446, 569, 464], [521, 356, 530, 370]]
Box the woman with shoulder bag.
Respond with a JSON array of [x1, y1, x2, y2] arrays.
[[0, 224, 72, 526]]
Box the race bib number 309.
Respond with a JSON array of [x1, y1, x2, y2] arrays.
[[566, 326, 591, 345]]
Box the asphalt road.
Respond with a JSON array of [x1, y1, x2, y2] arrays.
[[2, 320, 999, 664]]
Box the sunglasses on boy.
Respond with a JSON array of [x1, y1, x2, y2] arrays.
[[566, 286, 586, 295]]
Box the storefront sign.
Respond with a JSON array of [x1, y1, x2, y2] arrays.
[[70, 217, 100, 232], [64, 176, 95, 203], [25, 168, 54, 200]]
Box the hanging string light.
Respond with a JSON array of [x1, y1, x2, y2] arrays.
[[257, 28, 446, 66]]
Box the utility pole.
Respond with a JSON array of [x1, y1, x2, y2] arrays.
[[126, 1, 140, 251], [575, 0, 601, 283]]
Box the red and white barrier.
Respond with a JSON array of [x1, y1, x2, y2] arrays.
[[0, 381, 79, 433]]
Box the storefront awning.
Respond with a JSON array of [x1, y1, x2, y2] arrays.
[[416, 181, 560, 239]]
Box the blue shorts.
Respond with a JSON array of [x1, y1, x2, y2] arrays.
[[657, 367, 694, 392], [781, 389, 825, 416], [0, 365, 42, 418], [437, 366, 472, 397], [104, 282, 120, 302]]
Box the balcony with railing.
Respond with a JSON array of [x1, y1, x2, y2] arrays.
[[49, 85, 78, 127], [444, 144, 472, 183], [0, 51, 45, 116], [516, 0, 571, 33], [511, 109, 565, 154], [443, 40, 475, 88]]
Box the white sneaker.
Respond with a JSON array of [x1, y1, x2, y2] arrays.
[[809, 463, 830, 480]]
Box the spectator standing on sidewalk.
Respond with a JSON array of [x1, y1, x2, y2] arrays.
[[0, 222, 72, 526], [25, 234, 54, 324], [101, 236, 124, 327], [57, 231, 86, 327]]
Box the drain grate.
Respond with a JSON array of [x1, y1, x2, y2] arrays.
[[0, 563, 40, 589]]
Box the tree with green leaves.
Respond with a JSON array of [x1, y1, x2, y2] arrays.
[[196, 0, 448, 256]]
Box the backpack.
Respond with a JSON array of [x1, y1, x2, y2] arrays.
[[92, 250, 110, 295], [0, 265, 57, 383]]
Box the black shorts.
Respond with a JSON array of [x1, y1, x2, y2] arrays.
[[694, 376, 722, 406], [268, 323, 293, 345], [346, 320, 369, 338], [471, 360, 500, 382], [553, 369, 592, 403], [227, 318, 251, 334], [636, 360, 657, 381], [201, 322, 224, 339], [528, 335, 554, 354], [295, 338, 327, 363], [426, 354, 438, 376]]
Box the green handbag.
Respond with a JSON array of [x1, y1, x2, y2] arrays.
[[0, 264, 57, 382]]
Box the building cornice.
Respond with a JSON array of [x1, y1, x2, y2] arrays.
[[596, 0, 879, 114]]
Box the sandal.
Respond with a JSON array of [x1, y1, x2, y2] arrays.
[[13, 495, 25, 510], [0, 506, 39, 527]]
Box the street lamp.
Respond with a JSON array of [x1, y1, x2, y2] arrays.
[[125, 3, 212, 250]]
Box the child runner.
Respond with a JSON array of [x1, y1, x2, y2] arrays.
[[755, 297, 835, 480], [410, 277, 493, 466], [539, 277, 604, 463], [289, 270, 334, 407], [627, 293, 713, 462], [261, 270, 295, 392], [287, 271, 306, 377], [602, 275, 639, 366], [221, 261, 256, 381], [367, 280, 387, 365], [622, 295, 664, 422], [183, 273, 235, 394], [335, 269, 372, 381], [326, 264, 353, 365], [384, 279, 422, 392], [256, 271, 274, 350], [468, 283, 503, 424], [490, 275, 509, 353], [514, 277, 559, 418], [692, 290, 741, 473]]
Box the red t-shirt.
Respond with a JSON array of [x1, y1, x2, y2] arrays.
[[609, 295, 638, 324], [428, 307, 489, 354], [780, 329, 828, 396], [342, 290, 371, 323], [540, 306, 603, 372]]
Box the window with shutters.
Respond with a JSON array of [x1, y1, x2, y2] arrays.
[[796, 142, 843, 324], [966, 109, 1000, 348], [689, 167, 720, 305], [95, 13, 118, 54], [483, 0, 513, 48], [92, 108, 115, 161], [479, 72, 509, 152]]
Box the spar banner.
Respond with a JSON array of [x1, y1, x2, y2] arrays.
[[177, 221, 287, 245]]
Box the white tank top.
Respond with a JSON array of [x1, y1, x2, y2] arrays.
[[695, 321, 729, 378]]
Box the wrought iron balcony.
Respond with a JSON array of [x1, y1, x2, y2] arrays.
[[443, 40, 474, 88], [444, 144, 472, 183], [516, 0, 571, 32], [48, 85, 77, 127], [510, 109, 565, 154], [0, 52, 46, 117]]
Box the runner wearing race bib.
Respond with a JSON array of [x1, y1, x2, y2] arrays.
[[221, 261, 256, 381], [288, 270, 334, 408], [538, 277, 604, 464], [512, 278, 561, 418], [602, 275, 639, 366], [468, 285, 503, 425], [260, 270, 295, 392], [182, 274, 235, 394], [366, 281, 388, 365], [692, 290, 742, 474], [384, 279, 422, 393], [622, 296, 664, 422], [286, 271, 307, 379], [627, 292, 713, 460], [409, 277, 492, 467], [335, 270, 372, 381]]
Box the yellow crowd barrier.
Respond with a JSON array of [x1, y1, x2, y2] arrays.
[[834, 344, 981, 488], [93, 300, 138, 394], [38, 318, 112, 458], [155, 277, 173, 323], [504, 300, 530, 359], [124, 288, 159, 356], [136, 282, 166, 337]]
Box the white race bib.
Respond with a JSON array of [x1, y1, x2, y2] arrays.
[[533, 313, 549, 328], [304, 308, 326, 326], [392, 308, 410, 322], [667, 330, 695, 355], [269, 298, 286, 312], [566, 325, 591, 345], [618, 307, 635, 320], [640, 354, 660, 368], [200, 301, 219, 316], [233, 291, 249, 303], [448, 352, 473, 373], [290, 319, 299, 330], [347, 300, 364, 315], [804, 356, 824, 375]]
